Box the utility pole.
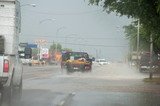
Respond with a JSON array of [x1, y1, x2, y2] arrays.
[[137, 19, 140, 69], [55, 43, 57, 53], [149, 34, 153, 79], [56, 26, 66, 53], [96, 49, 98, 59], [37, 44, 41, 61], [137, 19, 140, 55]]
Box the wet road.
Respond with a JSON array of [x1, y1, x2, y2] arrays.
[[20, 63, 160, 106]]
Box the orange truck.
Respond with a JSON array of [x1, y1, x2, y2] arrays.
[[61, 51, 92, 73], [54, 52, 62, 62]]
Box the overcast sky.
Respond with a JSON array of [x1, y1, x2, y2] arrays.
[[19, 0, 131, 61]]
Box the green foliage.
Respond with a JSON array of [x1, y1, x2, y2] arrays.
[[62, 48, 72, 52], [49, 42, 62, 52], [56, 43, 62, 52], [123, 23, 137, 51], [89, 0, 160, 35], [49, 41, 73, 53], [32, 48, 38, 55], [89, 0, 160, 52], [124, 22, 150, 52]]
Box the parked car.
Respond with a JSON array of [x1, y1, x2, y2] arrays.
[[139, 52, 158, 72]]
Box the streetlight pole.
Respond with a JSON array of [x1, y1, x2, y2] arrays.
[[56, 26, 66, 52], [38, 18, 57, 62], [56, 26, 66, 36], [20, 3, 36, 61], [149, 34, 153, 79]]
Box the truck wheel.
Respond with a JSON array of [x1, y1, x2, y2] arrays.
[[1, 79, 22, 106], [89, 66, 92, 72], [80, 65, 85, 72], [13, 79, 22, 102], [88, 68, 92, 72], [66, 65, 70, 71], [67, 68, 71, 74], [66, 65, 73, 74], [1, 83, 13, 106]]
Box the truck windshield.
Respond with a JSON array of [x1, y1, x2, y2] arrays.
[[71, 52, 89, 60], [62, 52, 89, 61]]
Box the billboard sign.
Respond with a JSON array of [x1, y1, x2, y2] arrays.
[[28, 44, 37, 48], [19, 43, 28, 47], [40, 48, 49, 59]]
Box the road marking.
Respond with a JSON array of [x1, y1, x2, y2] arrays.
[[54, 92, 76, 106], [58, 101, 65, 106]]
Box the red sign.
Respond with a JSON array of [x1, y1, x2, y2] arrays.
[[42, 54, 49, 59]]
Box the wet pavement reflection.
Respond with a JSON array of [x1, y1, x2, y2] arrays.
[[21, 63, 160, 106]]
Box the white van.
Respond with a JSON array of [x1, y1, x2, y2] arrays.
[[96, 59, 109, 65]]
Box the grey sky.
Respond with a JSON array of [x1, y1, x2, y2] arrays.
[[19, 0, 131, 61]]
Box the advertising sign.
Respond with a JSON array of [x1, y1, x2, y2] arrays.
[[40, 48, 49, 59], [28, 44, 37, 48]]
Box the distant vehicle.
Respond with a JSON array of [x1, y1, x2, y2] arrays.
[[21, 59, 31, 65], [139, 52, 158, 72], [61, 51, 92, 73], [96, 59, 109, 65], [30, 59, 42, 66]]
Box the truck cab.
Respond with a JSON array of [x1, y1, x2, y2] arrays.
[[0, 0, 31, 105], [0, 35, 31, 106]]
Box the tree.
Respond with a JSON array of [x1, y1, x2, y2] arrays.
[[88, 0, 160, 78], [32, 48, 38, 55], [49, 42, 56, 52], [89, 0, 160, 38], [123, 21, 150, 52], [49, 42, 62, 53], [49, 41, 73, 54], [56, 43, 62, 52], [62, 48, 72, 52], [123, 21, 160, 54]]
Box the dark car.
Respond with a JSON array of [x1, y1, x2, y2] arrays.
[[139, 52, 158, 72]]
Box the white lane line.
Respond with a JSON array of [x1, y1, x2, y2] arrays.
[[51, 94, 66, 106], [58, 101, 65, 106], [52, 92, 76, 106]]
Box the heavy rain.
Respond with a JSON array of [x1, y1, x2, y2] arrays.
[[0, 0, 160, 106]]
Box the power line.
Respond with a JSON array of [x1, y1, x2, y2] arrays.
[[20, 34, 125, 40], [32, 41, 128, 48], [63, 42, 128, 48], [25, 9, 102, 15]]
